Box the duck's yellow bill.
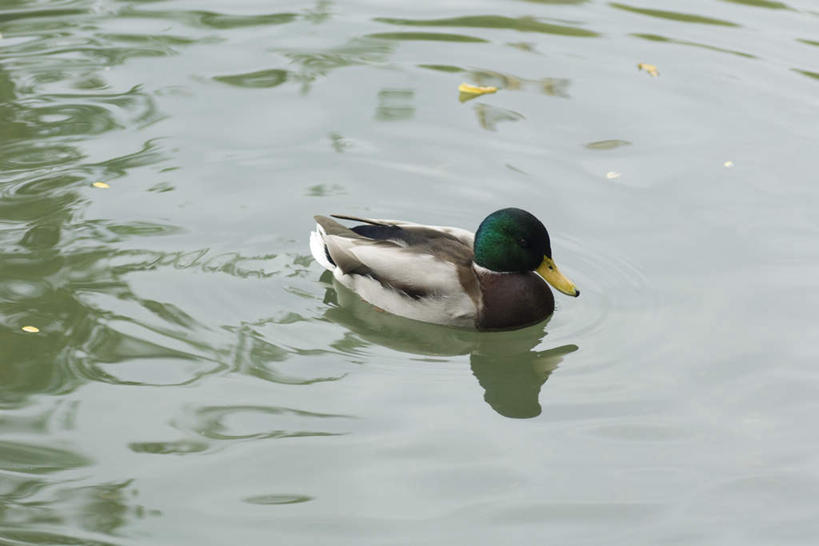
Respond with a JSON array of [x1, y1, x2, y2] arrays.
[[536, 256, 579, 297]]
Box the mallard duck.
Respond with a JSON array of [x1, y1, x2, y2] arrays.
[[309, 208, 579, 330]]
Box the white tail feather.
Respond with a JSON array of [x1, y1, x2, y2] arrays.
[[309, 224, 335, 270]]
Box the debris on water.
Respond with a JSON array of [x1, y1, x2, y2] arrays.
[[459, 83, 498, 103], [92, 182, 110, 189], [723, 160, 734, 168], [638, 63, 659, 77], [606, 171, 622, 180], [22, 326, 40, 333]]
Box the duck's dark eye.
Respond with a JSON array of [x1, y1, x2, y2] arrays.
[[518, 238, 530, 248]]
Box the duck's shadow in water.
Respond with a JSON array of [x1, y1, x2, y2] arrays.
[[320, 272, 578, 419]]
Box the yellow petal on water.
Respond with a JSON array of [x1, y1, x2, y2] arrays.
[[458, 83, 497, 103], [637, 63, 659, 77], [92, 182, 110, 189], [22, 326, 40, 333], [723, 160, 734, 168], [605, 171, 621, 180], [459, 83, 497, 95]]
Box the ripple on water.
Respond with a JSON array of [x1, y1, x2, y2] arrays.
[[117, 8, 300, 30], [227, 324, 347, 385], [89, 357, 223, 387], [0, 279, 51, 301], [545, 234, 658, 352], [171, 405, 351, 443], [585, 139, 632, 150], [368, 32, 489, 43], [243, 494, 313, 505], [0, 476, 160, 543], [67, 321, 225, 387], [3, 49, 157, 89], [128, 439, 209, 455], [792, 68, 819, 81], [720, 0, 790, 9], [0, 142, 83, 171], [0, 440, 92, 474], [97, 32, 201, 55], [631, 33, 756, 59], [373, 15, 601, 37], [2, 87, 162, 166], [15, 103, 124, 136], [213, 69, 289, 89], [276, 37, 394, 92], [609, 3, 739, 26], [6, 172, 84, 197], [0, 7, 86, 28]]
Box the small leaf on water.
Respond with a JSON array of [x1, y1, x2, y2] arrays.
[[22, 326, 40, 333], [606, 171, 621, 180], [92, 182, 110, 189], [458, 83, 498, 103], [637, 63, 659, 77]]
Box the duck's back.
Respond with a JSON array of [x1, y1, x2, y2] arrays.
[[310, 216, 481, 328]]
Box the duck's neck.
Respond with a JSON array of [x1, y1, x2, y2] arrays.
[[472, 263, 513, 276]]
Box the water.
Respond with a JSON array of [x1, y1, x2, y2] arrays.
[[1, 0, 818, 543]]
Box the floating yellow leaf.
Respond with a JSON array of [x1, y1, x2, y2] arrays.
[[637, 63, 659, 77], [459, 83, 497, 95], [92, 182, 110, 189], [458, 83, 498, 103], [723, 160, 734, 168], [22, 326, 40, 333], [605, 171, 621, 180]]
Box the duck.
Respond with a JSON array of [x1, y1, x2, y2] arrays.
[[309, 208, 579, 331]]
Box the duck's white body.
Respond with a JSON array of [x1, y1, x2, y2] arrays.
[[310, 216, 479, 328]]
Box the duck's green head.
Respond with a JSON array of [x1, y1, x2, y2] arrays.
[[473, 208, 579, 297]]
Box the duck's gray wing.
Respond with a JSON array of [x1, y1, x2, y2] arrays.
[[315, 215, 478, 301]]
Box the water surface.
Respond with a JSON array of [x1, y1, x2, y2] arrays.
[[1, 0, 818, 544]]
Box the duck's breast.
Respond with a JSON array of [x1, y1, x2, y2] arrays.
[[475, 270, 555, 330]]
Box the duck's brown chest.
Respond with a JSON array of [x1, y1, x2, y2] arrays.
[[475, 271, 555, 331]]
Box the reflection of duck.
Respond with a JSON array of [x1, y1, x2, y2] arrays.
[[322, 274, 578, 418], [309, 208, 579, 331], [470, 337, 577, 419]]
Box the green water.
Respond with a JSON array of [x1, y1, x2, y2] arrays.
[[1, 0, 818, 543]]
